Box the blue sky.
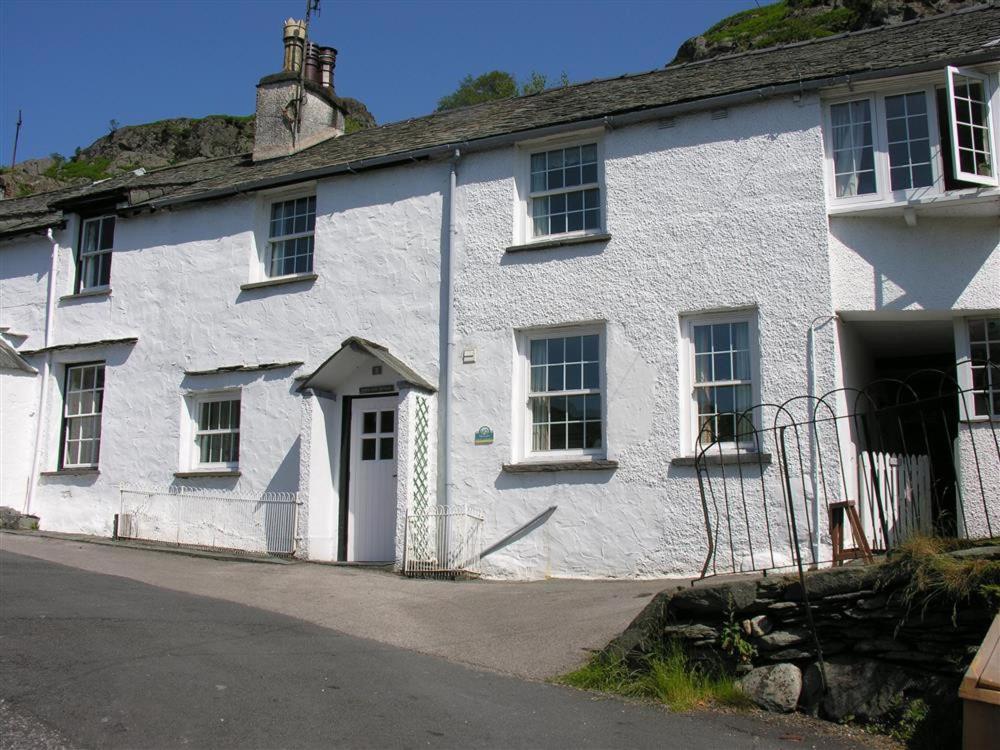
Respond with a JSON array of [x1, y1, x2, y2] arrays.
[[1, 0, 758, 164]]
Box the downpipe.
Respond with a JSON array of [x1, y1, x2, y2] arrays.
[[806, 314, 837, 565], [440, 149, 461, 507], [24, 228, 60, 515]]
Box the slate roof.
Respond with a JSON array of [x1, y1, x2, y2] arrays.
[[2, 4, 998, 241]]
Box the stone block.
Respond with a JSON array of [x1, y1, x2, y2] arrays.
[[807, 657, 919, 722], [670, 579, 758, 616], [662, 624, 718, 640], [757, 628, 810, 650], [739, 663, 802, 713]]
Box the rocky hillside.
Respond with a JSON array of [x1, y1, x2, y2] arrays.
[[672, 0, 982, 64], [1, 98, 375, 199]]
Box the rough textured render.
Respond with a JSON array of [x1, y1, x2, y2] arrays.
[[0, 8, 997, 578]]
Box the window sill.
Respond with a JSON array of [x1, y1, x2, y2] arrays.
[[671, 452, 772, 467], [240, 273, 317, 292], [506, 232, 612, 254], [60, 286, 111, 301], [40, 468, 99, 477], [174, 470, 241, 478], [828, 187, 999, 220], [502, 459, 618, 473]]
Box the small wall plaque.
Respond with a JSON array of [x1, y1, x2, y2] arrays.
[[359, 384, 394, 395], [474, 426, 494, 445]]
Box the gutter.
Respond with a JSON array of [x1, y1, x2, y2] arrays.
[[138, 52, 1000, 213], [24, 228, 60, 515]]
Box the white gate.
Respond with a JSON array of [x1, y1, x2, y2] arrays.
[[858, 452, 933, 549], [403, 505, 483, 577], [118, 484, 300, 555]]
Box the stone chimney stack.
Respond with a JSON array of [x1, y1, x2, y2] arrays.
[[253, 18, 347, 162]]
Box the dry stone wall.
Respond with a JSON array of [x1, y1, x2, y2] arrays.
[[609, 551, 998, 726]]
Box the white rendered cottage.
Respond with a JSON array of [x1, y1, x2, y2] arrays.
[[1, 9, 998, 579]]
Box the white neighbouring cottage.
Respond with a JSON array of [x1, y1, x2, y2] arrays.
[[1, 9, 998, 579]]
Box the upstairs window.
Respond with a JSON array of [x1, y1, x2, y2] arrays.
[[77, 216, 114, 292], [267, 196, 315, 277], [947, 66, 995, 185], [529, 143, 602, 238], [824, 67, 997, 205], [60, 363, 105, 469]]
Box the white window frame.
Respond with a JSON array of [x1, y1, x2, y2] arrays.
[[252, 186, 318, 283], [515, 324, 606, 463], [681, 311, 760, 455], [823, 86, 945, 206], [77, 215, 115, 292], [265, 194, 316, 278], [185, 391, 242, 470], [516, 132, 606, 245], [60, 362, 105, 469], [956, 315, 1000, 421], [946, 66, 998, 187], [822, 65, 1000, 205]]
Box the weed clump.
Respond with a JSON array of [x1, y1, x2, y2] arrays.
[[557, 640, 751, 712]]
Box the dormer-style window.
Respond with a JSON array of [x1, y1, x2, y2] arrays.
[[77, 216, 115, 292], [266, 195, 316, 277], [823, 66, 998, 206]]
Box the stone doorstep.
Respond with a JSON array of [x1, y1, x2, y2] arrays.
[[0, 529, 296, 565]]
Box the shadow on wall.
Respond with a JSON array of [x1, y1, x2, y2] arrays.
[[481, 505, 557, 560], [493, 469, 615, 491], [830, 217, 996, 310]]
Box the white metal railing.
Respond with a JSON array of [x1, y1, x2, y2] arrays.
[[858, 452, 933, 549], [403, 505, 483, 577], [117, 484, 300, 556]]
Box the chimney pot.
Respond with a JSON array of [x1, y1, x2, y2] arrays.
[[282, 18, 307, 73], [304, 42, 322, 85], [318, 46, 337, 91]]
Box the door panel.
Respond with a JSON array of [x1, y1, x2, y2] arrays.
[[347, 397, 398, 562]]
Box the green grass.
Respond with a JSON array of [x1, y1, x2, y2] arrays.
[[557, 640, 752, 712], [43, 156, 112, 182], [700, 1, 857, 48]]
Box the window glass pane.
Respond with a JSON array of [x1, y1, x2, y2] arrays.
[[361, 438, 377, 461], [830, 100, 876, 197], [582, 335, 599, 362], [550, 396, 567, 423], [566, 395, 585, 421], [583, 362, 599, 389], [550, 423, 566, 450], [693, 325, 711, 354], [548, 364, 564, 391], [530, 366, 546, 392], [565, 363, 582, 390], [567, 422, 584, 449], [532, 423, 549, 451], [380, 411, 394, 433], [531, 397, 548, 425], [547, 337, 565, 364], [379, 437, 394, 460], [585, 394, 601, 420], [585, 421, 602, 449], [362, 412, 377, 434]]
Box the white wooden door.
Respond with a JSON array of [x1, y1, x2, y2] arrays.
[[347, 397, 398, 562]]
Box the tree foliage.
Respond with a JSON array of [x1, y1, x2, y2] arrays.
[[436, 70, 570, 111]]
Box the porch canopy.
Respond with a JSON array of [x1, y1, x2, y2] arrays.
[[298, 336, 436, 395]]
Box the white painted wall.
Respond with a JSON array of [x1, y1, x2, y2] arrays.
[[448, 95, 839, 579], [1, 84, 994, 578], [1, 162, 445, 550]]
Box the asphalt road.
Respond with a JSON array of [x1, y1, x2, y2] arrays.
[[0, 551, 868, 749]]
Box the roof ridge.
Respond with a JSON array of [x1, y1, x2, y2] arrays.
[[666, 2, 1000, 71]]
